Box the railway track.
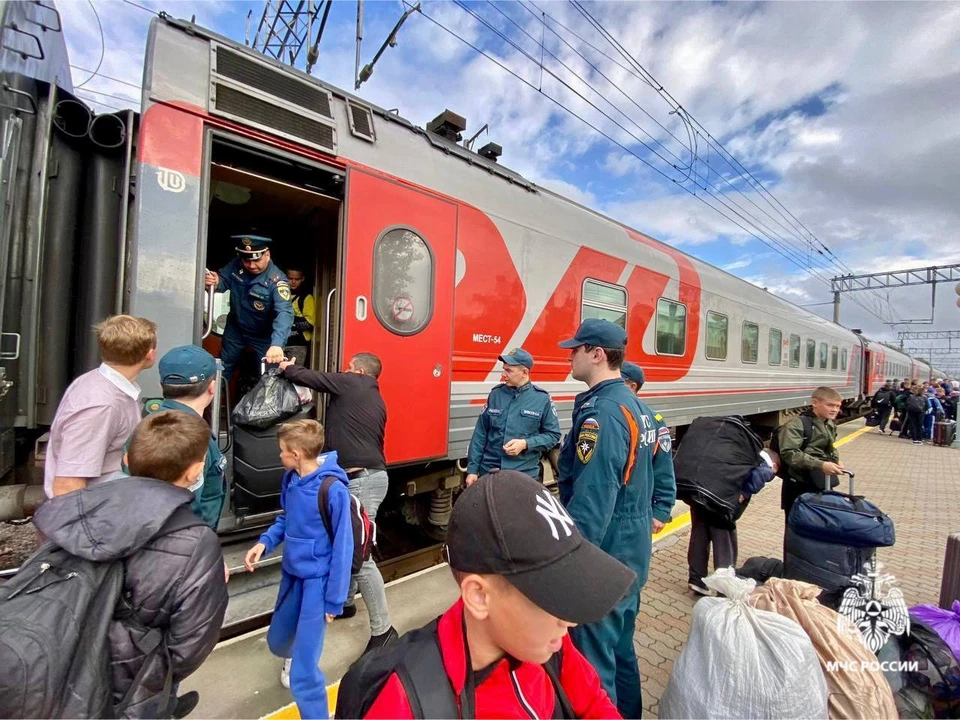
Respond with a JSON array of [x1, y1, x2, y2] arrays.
[[218, 542, 445, 641]]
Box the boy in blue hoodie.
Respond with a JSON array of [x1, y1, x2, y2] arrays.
[[244, 419, 353, 719]]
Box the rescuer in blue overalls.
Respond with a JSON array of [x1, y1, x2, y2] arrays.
[[621, 361, 645, 395], [557, 319, 676, 719], [204, 235, 294, 379], [465, 347, 562, 486]]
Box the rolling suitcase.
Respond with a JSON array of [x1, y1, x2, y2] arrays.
[[941, 532, 960, 609], [933, 420, 956, 447], [784, 472, 889, 594], [232, 404, 313, 516]]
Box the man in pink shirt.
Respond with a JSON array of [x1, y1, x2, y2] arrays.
[[45, 315, 158, 497]]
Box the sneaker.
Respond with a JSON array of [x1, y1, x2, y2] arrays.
[[336, 604, 358, 620], [280, 658, 292, 689], [171, 691, 200, 719], [364, 626, 399, 654], [688, 580, 714, 596], [913, 440, 922, 445]]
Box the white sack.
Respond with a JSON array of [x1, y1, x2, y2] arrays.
[[660, 568, 828, 719]]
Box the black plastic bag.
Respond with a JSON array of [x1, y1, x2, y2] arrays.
[[233, 369, 301, 429]]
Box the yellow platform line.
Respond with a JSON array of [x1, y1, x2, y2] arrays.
[[262, 426, 873, 720], [836, 424, 872, 448]]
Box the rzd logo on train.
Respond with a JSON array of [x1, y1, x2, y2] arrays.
[[156, 167, 186, 193]]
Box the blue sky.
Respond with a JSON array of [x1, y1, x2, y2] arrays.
[[60, 1, 960, 361]]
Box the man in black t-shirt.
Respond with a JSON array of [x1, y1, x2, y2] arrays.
[[280, 352, 398, 652]]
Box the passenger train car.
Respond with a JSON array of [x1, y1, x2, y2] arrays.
[[0, 9, 949, 535]]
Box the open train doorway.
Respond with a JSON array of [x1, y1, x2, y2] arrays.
[[201, 135, 344, 529]]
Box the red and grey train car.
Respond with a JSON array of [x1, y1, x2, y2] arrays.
[[0, 11, 949, 536]]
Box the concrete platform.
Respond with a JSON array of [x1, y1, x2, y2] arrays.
[[638, 419, 960, 717], [179, 563, 460, 719]]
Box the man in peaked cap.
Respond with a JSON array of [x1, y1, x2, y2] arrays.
[[204, 235, 293, 379], [557, 318, 676, 718], [621, 361, 645, 395], [335, 471, 632, 718], [465, 348, 561, 486]]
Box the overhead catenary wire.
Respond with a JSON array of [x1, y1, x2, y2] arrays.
[[121, 0, 161, 16], [405, 2, 842, 295], [70, 65, 142, 90], [566, 0, 900, 323], [75, 87, 137, 108], [74, 0, 105, 89], [412, 0, 899, 326]]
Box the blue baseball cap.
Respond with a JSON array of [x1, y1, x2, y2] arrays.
[[159, 345, 217, 385], [622, 361, 645, 387], [233, 234, 273, 259], [499, 347, 534, 369], [559, 318, 627, 350]]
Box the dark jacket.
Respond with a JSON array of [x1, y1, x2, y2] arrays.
[[466, 382, 561, 478], [282, 366, 387, 470], [871, 388, 895, 409], [33, 478, 228, 718], [346, 599, 620, 718]]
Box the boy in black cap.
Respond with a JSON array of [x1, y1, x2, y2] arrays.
[[336, 470, 632, 719], [204, 234, 293, 379]]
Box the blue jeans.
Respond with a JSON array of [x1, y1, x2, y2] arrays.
[[267, 573, 329, 719], [345, 469, 391, 635]]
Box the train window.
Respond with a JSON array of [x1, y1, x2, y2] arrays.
[[806, 340, 816, 368], [819, 342, 828, 369], [582, 279, 627, 328], [831, 346, 838, 370], [705, 311, 728, 360], [769, 329, 782, 365], [656, 298, 687, 355], [842, 349, 848, 371], [741, 322, 759, 363], [372, 227, 434, 336], [790, 334, 801, 367]]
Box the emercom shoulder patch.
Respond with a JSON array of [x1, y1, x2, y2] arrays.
[[577, 417, 599, 464]]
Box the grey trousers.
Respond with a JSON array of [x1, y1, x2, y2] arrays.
[[687, 505, 738, 584], [345, 469, 391, 636]]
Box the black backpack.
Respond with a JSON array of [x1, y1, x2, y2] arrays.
[[318, 476, 375, 575], [907, 394, 928, 414], [336, 619, 574, 719], [0, 506, 204, 719], [769, 413, 813, 460]]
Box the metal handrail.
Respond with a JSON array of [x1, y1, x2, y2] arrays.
[[202, 286, 216, 339], [323, 287, 336, 370]]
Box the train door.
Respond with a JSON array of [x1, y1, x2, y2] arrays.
[[341, 169, 457, 464]]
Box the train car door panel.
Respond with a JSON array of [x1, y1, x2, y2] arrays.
[[343, 169, 457, 464]]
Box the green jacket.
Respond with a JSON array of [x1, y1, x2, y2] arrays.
[[122, 399, 226, 529], [778, 413, 838, 484]]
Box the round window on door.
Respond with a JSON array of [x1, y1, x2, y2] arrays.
[[373, 227, 435, 335]]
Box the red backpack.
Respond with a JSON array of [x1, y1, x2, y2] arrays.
[[318, 475, 375, 574]]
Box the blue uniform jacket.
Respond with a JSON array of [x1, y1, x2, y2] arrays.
[[558, 378, 676, 585], [120, 399, 226, 529], [258, 452, 354, 615], [216, 258, 294, 348], [466, 382, 561, 479]]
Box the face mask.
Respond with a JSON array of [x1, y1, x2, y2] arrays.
[[187, 473, 204, 493]]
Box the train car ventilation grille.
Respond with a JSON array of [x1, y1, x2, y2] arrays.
[[212, 83, 336, 154], [347, 100, 376, 143], [212, 44, 334, 120]]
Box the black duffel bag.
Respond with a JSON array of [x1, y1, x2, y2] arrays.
[[233, 367, 301, 430]]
